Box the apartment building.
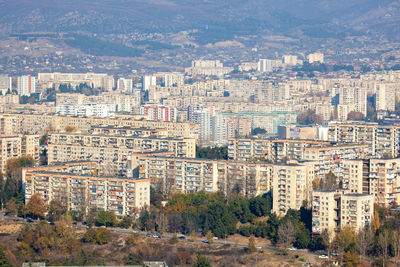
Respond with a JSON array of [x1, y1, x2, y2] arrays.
[[328, 122, 400, 158], [0, 134, 39, 173], [48, 132, 195, 175], [22, 162, 150, 217], [272, 162, 315, 216], [185, 60, 233, 77], [37, 72, 114, 91], [340, 193, 374, 230], [0, 113, 197, 138], [312, 190, 374, 235], [134, 156, 314, 214], [369, 158, 400, 206], [0, 135, 22, 173], [133, 156, 272, 197]]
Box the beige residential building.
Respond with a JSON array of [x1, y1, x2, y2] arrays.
[[38, 72, 114, 91], [0, 134, 39, 173], [0, 113, 198, 138], [134, 156, 272, 197], [48, 132, 195, 176], [312, 190, 374, 235], [312, 190, 338, 235], [0, 135, 22, 173], [272, 162, 315, 216], [328, 122, 400, 158], [23, 162, 150, 217], [340, 194, 374, 231], [369, 158, 400, 206]]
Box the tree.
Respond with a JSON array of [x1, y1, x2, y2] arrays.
[[391, 230, 400, 259], [206, 231, 214, 244], [377, 229, 390, 266], [0, 248, 12, 267], [65, 125, 76, 132], [248, 236, 257, 253], [125, 253, 141, 265], [95, 211, 117, 227], [251, 127, 267, 135], [297, 109, 322, 125], [193, 253, 211, 267], [95, 228, 110, 245], [24, 193, 47, 219], [320, 229, 332, 255], [356, 226, 374, 259], [82, 228, 98, 243], [334, 226, 356, 255], [320, 171, 338, 190], [118, 216, 132, 229], [5, 198, 18, 216], [47, 200, 68, 222], [344, 250, 359, 267], [347, 111, 365, 121], [277, 220, 296, 248]]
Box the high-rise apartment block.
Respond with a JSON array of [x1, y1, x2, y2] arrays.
[[258, 59, 273, 73], [117, 78, 133, 93], [0, 75, 12, 95], [375, 83, 396, 112], [272, 162, 315, 216]]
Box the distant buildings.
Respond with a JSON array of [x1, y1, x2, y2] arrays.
[[307, 52, 324, 64], [185, 60, 233, 77], [0, 75, 12, 95], [117, 78, 133, 93], [37, 72, 114, 91], [143, 75, 157, 91], [258, 59, 273, 73], [17, 75, 36, 96]]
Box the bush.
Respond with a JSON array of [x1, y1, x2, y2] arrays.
[[95, 228, 110, 245], [82, 228, 110, 245], [96, 211, 117, 227], [82, 228, 97, 243]]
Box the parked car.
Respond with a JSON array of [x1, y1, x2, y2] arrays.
[[202, 239, 209, 243], [319, 255, 329, 259], [288, 247, 297, 251]]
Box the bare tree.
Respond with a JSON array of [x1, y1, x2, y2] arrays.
[[277, 220, 296, 248], [356, 225, 374, 260], [391, 231, 400, 259], [377, 230, 390, 267], [155, 212, 168, 234]]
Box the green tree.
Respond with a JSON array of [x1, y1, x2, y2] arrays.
[[118, 216, 132, 229], [95, 211, 117, 227], [82, 228, 97, 243], [95, 228, 110, 245], [0, 248, 12, 267], [124, 253, 141, 265], [193, 253, 211, 267]]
